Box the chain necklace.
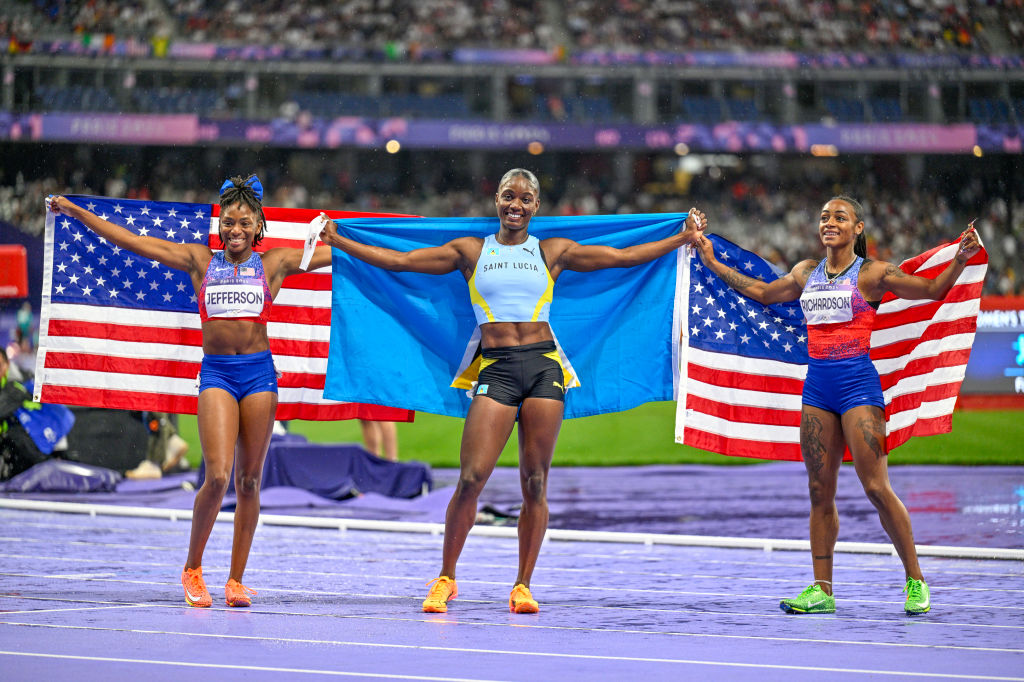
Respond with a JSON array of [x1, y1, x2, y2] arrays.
[[224, 250, 250, 265], [824, 254, 857, 283]]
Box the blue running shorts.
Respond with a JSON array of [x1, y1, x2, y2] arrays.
[[802, 354, 885, 415], [199, 350, 278, 401]]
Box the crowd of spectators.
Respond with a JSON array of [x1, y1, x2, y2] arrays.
[[1, 147, 1019, 295], [566, 0, 1018, 52], [4, 0, 1022, 52]]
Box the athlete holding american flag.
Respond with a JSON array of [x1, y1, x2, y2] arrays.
[[47, 175, 335, 610], [692, 195, 981, 617]]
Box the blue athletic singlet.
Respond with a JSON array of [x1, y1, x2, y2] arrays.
[[467, 234, 553, 325], [198, 252, 272, 325]]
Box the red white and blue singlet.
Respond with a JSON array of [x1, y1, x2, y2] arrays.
[[800, 256, 875, 360], [198, 252, 273, 325], [798, 256, 885, 414]]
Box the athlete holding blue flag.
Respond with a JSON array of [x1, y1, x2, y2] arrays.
[[48, 176, 335, 609], [320, 168, 706, 614]]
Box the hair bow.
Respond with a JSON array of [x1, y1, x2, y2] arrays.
[[219, 176, 264, 202]]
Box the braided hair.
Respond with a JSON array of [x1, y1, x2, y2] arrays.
[[828, 194, 867, 258], [219, 174, 266, 247]]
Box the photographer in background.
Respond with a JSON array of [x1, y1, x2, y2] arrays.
[[0, 347, 48, 480]]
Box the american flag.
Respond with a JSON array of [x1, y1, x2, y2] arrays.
[[674, 233, 987, 460], [35, 195, 413, 422]]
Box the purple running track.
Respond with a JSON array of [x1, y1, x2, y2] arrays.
[[4, 463, 1023, 547], [1, 507, 1022, 681]]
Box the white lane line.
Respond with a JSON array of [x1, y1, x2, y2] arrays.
[[3, 570, 1023, 621], [0, 651, 505, 681], [5, 541, 1023, 583], [4, 556, 1024, 609], [0, 604, 148, 616], [0, 633, 1022, 681], [42, 573, 117, 579], [2, 596, 1024, 652], [3, 532, 1021, 584], [2, 499, 1020, 561]]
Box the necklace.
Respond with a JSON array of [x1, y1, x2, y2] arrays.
[[824, 255, 857, 283], [495, 233, 528, 247], [224, 251, 250, 265]]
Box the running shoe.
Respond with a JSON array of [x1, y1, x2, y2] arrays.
[[509, 583, 539, 614], [225, 579, 257, 608], [422, 576, 457, 613], [181, 566, 211, 608], [779, 583, 835, 614], [904, 577, 931, 615]]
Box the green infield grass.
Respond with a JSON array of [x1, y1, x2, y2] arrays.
[[177, 404, 1024, 468]]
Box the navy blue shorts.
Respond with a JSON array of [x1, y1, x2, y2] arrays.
[[199, 350, 278, 401], [474, 341, 566, 407], [802, 354, 885, 415]]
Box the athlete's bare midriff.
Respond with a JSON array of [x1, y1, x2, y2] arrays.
[[479, 320, 554, 349], [201, 318, 271, 355]]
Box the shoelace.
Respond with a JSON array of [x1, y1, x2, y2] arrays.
[[511, 585, 533, 601], [228, 581, 257, 597], [905, 579, 923, 600], [424, 577, 453, 598], [183, 569, 206, 591], [799, 584, 821, 598]]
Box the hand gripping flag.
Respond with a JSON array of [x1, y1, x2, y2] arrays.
[[36, 195, 413, 422], [674, 233, 987, 459]]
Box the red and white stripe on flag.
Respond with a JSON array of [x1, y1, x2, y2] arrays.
[[675, 235, 987, 461], [36, 198, 413, 422], [871, 238, 988, 451]]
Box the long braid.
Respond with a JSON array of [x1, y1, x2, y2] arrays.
[[219, 174, 266, 246]]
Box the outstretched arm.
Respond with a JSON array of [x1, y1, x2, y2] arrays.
[[46, 196, 206, 273], [261, 244, 335, 292], [551, 208, 705, 275], [692, 233, 811, 305], [870, 224, 981, 301], [320, 218, 476, 277]]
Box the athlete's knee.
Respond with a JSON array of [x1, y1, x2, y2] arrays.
[[860, 479, 893, 508], [806, 476, 836, 507], [202, 470, 231, 495], [520, 469, 547, 504], [456, 470, 488, 498], [235, 473, 261, 497]]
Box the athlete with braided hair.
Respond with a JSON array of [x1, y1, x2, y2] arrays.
[[693, 195, 980, 615], [48, 175, 334, 608]]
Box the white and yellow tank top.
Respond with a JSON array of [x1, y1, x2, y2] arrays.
[[468, 234, 553, 325]]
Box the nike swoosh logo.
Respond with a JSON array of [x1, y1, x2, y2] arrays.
[[808, 599, 828, 607], [185, 587, 204, 602]]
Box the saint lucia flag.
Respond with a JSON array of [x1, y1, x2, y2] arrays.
[[323, 214, 689, 419]]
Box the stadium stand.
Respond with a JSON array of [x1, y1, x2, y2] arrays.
[[1, 1, 1021, 293]]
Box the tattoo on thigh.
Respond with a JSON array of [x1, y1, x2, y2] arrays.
[[801, 413, 828, 474], [856, 416, 886, 460]]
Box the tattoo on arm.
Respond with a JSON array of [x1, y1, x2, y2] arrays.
[[801, 413, 828, 475], [719, 267, 760, 292], [884, 264, 907, 280]]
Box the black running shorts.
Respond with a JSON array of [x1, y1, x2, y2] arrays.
[[473, 341, 566, 406]]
